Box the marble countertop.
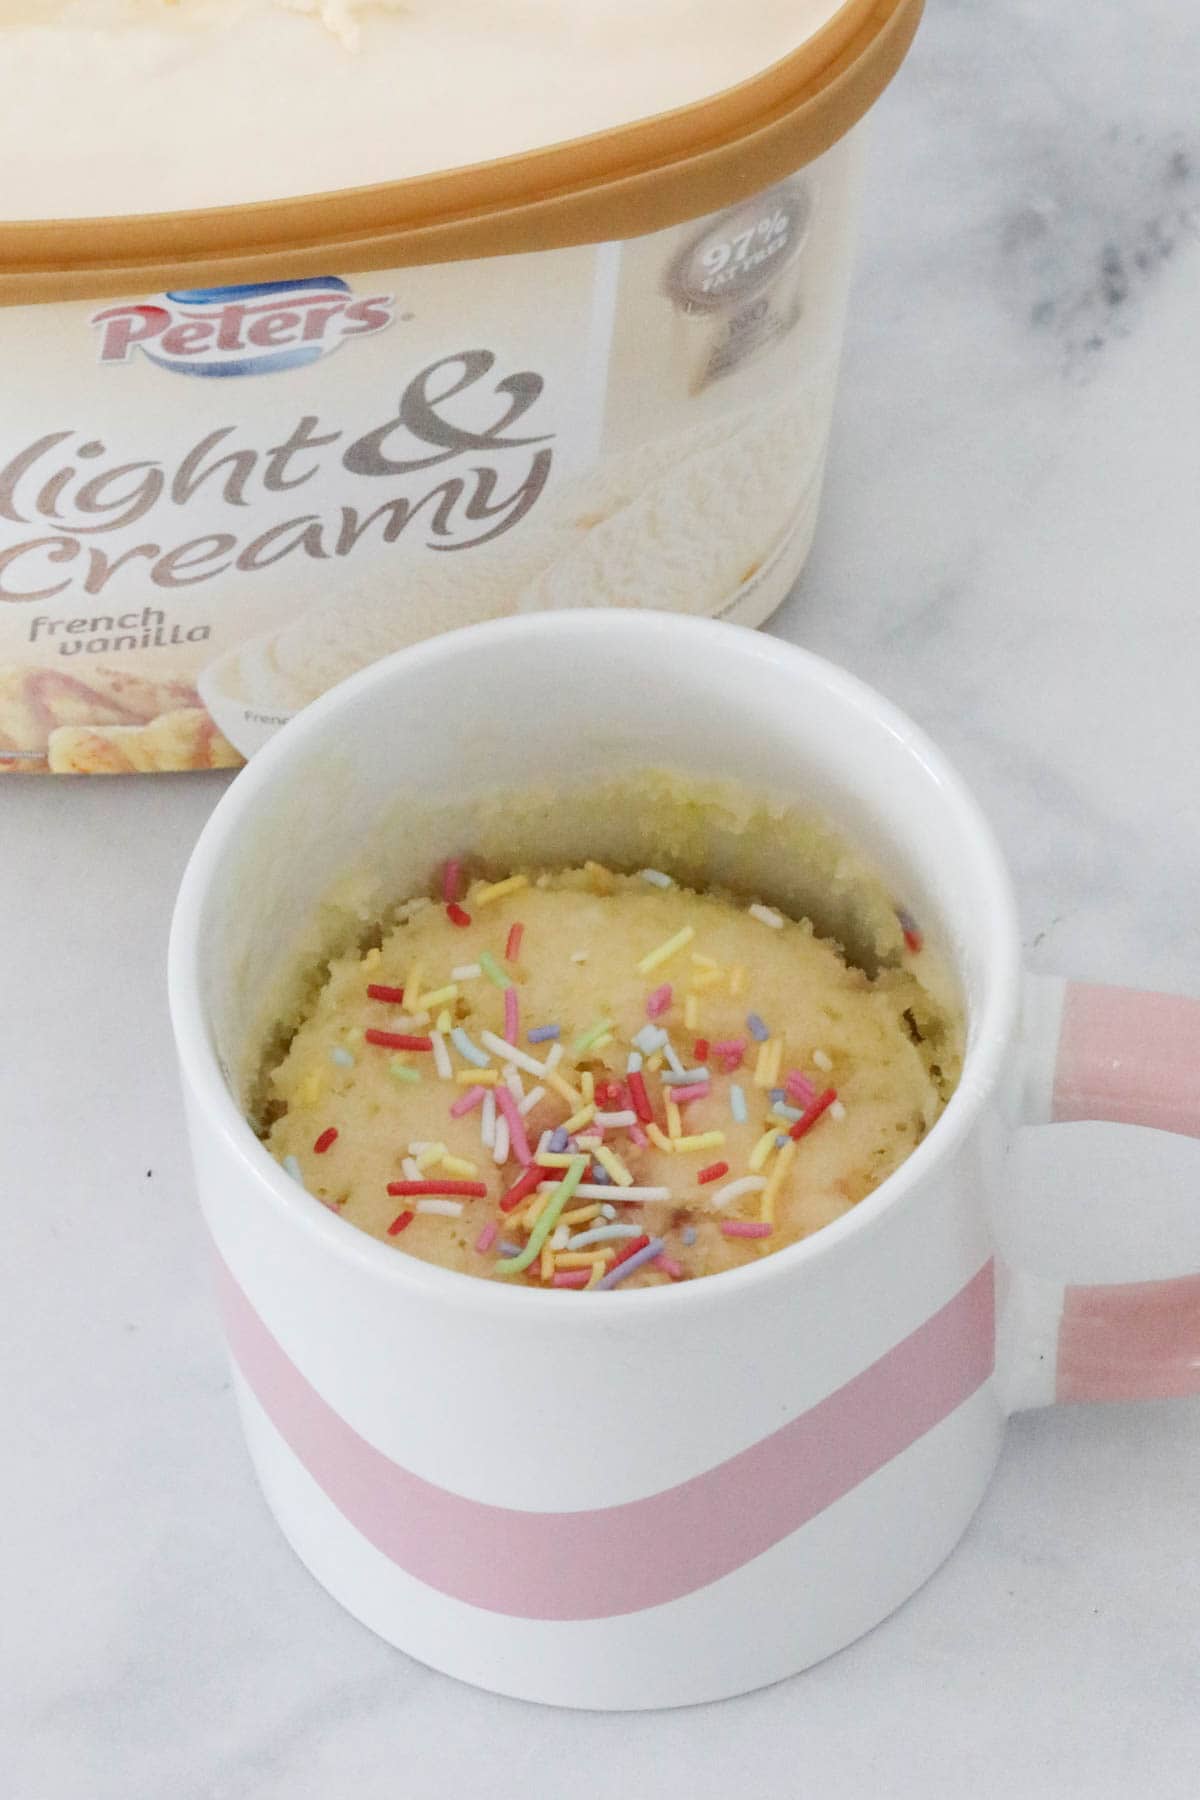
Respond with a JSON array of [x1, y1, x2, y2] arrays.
[[5, 2, 1199, 1793]]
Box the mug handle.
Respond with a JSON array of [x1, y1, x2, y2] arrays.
[[1000, 974, 1200, 1410]]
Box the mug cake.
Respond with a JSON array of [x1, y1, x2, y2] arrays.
[[259, 860, 959, 1289]]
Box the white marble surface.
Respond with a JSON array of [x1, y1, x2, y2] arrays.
[[5, 2, 1200, 1793]]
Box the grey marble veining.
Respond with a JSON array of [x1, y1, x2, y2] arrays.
[[4, 3, 1200, 1796]]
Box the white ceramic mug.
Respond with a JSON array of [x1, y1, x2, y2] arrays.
[[168, 612, 1200, 1709]]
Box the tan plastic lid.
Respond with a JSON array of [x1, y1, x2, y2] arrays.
[[0, 0, 920, 306]]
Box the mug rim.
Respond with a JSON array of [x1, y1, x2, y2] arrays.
[[168, 610, 1021, 1318]]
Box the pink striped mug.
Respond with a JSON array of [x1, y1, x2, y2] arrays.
[[168, 612, 1200, 1708]]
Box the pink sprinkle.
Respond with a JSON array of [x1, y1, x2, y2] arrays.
[[669, 1081, 710, 1103], [712, 1037, 746, 1059], [450, 1085, 487, 1118], [655, 1254, 685, 1279], [504, 985, 519, 1044], [552, 1269, 591, 1289], [627, 1123, 649, 1148], [494, 1085, 532, 1166], [646, 984, 672, 1019], [442, 859, 462, 903], [474, 1220, 499, 1253], [720, 1220, 773, 1239], [786, 1069, 817, 1104]]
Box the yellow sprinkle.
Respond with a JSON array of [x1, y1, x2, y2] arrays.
[[646, 1123, 675, 1154], [666, 1098, 683, 1139], [437, 1009, 454, 1034], [591, 1033, 615, 1052], [690, 952, 718, 970], [574, 1134, 603, 1150], [585, 1260, 607, 1290], [689, 967, 724, 993], [754, 1038, 784, 1090], [563, 1103, 596, 1133], [646, 1053, 664, 1072], [594, 1145, 634, 1188], [761, 1139, 796, 1225], [406, 962, 425, 1008], [684, 994, 700, 1031], [538, 1153, 581, 1169], [420, 984, 459, 1010], [455, 1067, 499, 1086], [636, 924, 696, 975], [580, 1070, 595, 1104], [297, 1070, 323, 1107], [521, 1191, 549, 1230], [545, 1070, 586, 1110], [561, 1204, 606, 1226], [556, 1252, 611, 1270], [441, 1154, 479, 1178], [540, 1243, 556, 1282], [416, 1142, 449, 1171], [729, 963, 747, 997], [475, 874, 529, 907], [748, 1128, 779, 1173], [363, 946, 382, 969], [674, 1131, 726, 1154]]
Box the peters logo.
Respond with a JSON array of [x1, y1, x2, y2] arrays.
[[89, 277, 394, 377]]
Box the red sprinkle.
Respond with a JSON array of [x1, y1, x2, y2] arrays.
[[789, 1088, 838, 1141], [387, 1210, 415, 1236], [499, 1163, 550, 1213], [312, 1127, 338, 1155], [607, 1233, 651, 1272], [697, 1160, 729, 1185], [694, 1038, 710, 1063], [386, 1180, 488, 1198], [365, 1029, 433, 1051], [505, 921, 525, 961], [627, 1070, 654, 1124], [366, 983, 406, 1004], [446, 902, 472, 928], [442, 858, 463, 903], [902, 925, 924, 954]]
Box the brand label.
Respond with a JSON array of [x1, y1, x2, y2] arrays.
[[90, 277, 394, 377]]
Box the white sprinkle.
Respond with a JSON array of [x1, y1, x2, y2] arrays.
[[550, 1224, 571, 1250], [329, 1045, 354, 1068], [451, 963, 482, 981], [813, 1049, 833, 1071], [600, 1203, 618, 1220], [729, 1083, 748, 1124], [544, 1042, 565, 1071], [502, 1063, 525, 1102], [749, 903, 785, 929], [830, 1099, 847, 1121], [518, 1084, 546, 1117], [415, 1198, 464, 1217], [595, 1109, 637, 1128], [402, 1156, 423, 1182], [639, 868, 673, 889], [570, 949, 589, 964], [431, 1030, 453, 1080], [663, 1040, 686, 1074], [479, 1030, 545, 1077], [709, 1174, 767, 1210], [492, 1114, 510, 1166], [567, 1223, 643, 1248], [626, 1050, 643, 1074], [536, 1182, 672, 1202], [282, 1154, 304, 1184], [660, 1066, 709, 1086], [481, 1089, 497, 1150]]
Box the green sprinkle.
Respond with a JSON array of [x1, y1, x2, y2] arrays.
[[388, 1059, 421, 1084], [573, 1017, 615, 1056], [495, 1156, 586, 1276], [479, 950, 513, 990]]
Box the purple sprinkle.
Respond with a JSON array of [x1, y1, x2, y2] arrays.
[[746, 1012, 770, 1042], [681, 1225, 697, 1247], [548, 1127, 570, 1153], [769, 1087, 786, 1104], [775, 1133, 789, 1149], [590, 1164, 612, 1185], [499, 1240, 522, 1257], [595, 1237, 667, 1290], [527, 1024, 561, 1043]]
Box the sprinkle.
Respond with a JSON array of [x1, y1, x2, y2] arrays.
[[495, 1086, 533, 1165], [538, 1183, 670, 1202], [595, 1236, 664, 1289], [646, 1123, 675, 1154], [761, 1138, 796, 1224], [753, 1039, 784, 1089], [694, 1038, 710, 1062], [416, 1198, 464, 1217], [518, 1083, 545, 1117], [474, 1220, 499, 1253], [812, 1049, 833, 1072], [770, 1088, 786, 1104], [402, 1157, 422, 1181], [770, 1101, 803, 1123], [681, 1225, 698, 1246], [567, 1224, 642, 1249], [446, 902, 472, 929], [544, 1069, 586, 1110], [555, 1251, 613, 1270], [552, 1269, 591, 1289], [492, 1113, 510, 1166], [479, 950, 513, 991], [897, 907, 924, 954], [495, 1156, 586, 1274], [721, 1220, 773, 1239], [312, 1127, 338, 1155], [785, 1070, 817, 1105], [475, 874, 529, 907], [776, 1134, 789, 1149], [666, 1098, 682, 1139], [405, 962, 426, 1009], [746, 1012, 770, 1043], [418, 984, 459, 1011], [628, 1123, 650, 1148], [789, 1088, 838, 1141], [626, 1050, 643, 1074], [387, 1209, 415, 1236], [441, 858, 463, 903], [544, 1042, 565, 1071], [441, 1154, 480, 1178], [455, 1067, 498, 1088], [655, 1254, 686, 1280], [663, 1041, 686, 1075], [282, 1154, 303, 1184], [436, 1010, 453, 1034], [499, 1240, 522, 1257], [297, 1071, 323, 1106], [748, 1129, 779, 1173], [540, 1241, 556, 1283], [573, 1018, 614, 1056], [563, 1104, 596, 1134], [329, 1045, 355, 1068], [505, 922, 525, 961], [830, 1100, 847, 1121], [414, 1142, 448, 1170], [388, 1059, 421, 1085], [560, 1204, 605, 1226], [503, 987, 520, 1044], [594, 1109, 637, 1129], [684, 994, 700, 1031], [669, 1082, 711, 1104], [674, 1131, 726, 1154], [499, 1162, 549, 1213], [697, 1160, 729, 1184], [547, 1127, 570, 1153], [645, 985, 673, 1021], [450, 1026, 489, 1068], [749, 902, 785, 929], [594, 1145, 634, 1187], [634, 1024, 668, 1055], [639, 868, 673, 888], [366, 983, 406, 1004], [712, 1037, 746, 1064], [365, 1029, 433, 1053], [481, 1088, 496, 1148], [636, 925, 695, 976], [451, 962, 482, 981], [527, 1024, 560, 1044], [661, 1065, 710, 1086], [729, 964, 747, 997], [479, 1031, 546, 1078]]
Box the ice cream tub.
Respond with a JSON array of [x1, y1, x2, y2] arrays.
[[0, 0, 921, 772]]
